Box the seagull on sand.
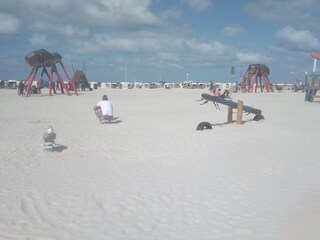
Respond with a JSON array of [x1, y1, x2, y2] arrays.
[[43, 126, 56, 143]]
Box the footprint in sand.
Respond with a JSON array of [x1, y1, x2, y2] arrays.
[[21, 191, 62, 228]]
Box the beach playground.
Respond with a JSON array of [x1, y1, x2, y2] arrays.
[[0, 87, 320, 240]]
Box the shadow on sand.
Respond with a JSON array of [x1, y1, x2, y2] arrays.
[[54, 144, 68, 152], [101, 117, 122, 124]]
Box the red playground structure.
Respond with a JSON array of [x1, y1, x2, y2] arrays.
[[240, 64, 274, 92], [23, 49, 78, 97]]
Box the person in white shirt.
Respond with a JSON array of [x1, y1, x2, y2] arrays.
[[93, 95, 113, 123]]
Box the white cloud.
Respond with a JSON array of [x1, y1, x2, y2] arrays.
[[185, 39, 228, 55], [156, 52, 180, 62], [70, 30, 229, 61], [33, 22, 90, 38], [277, 26, 320, 51], [29, 34, 55, 47], [0, 0, 160, 30], [95, 33, 162, 53], [243, 0, 320, 29], [0, 13, 21, 35], [159, 8, 182, 21], [58, 25, 89, 38], [27, 0, 66, 8], [236, 52, 272, 63], [14, 0, 159, 28], [85, 0, 160, 27], [222, 26, 246, 37], [181, 0, 213, 12], [167, 62, 183, 70]]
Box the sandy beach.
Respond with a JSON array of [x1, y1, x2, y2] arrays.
[[0, 87, 320, 240]]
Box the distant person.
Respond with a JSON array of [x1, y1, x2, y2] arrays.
[[93, 95, 113, 123], [222, 83, 230, 97], [221, 89, 229, 98], [37, 80, 42, 94], [215, 88, 229, 98], [18, 81, 24, 96], [81, 79, 85, 91], [215, 88, 221, 97], [211, 82, 217, 93], [235, 81, 239, 92]]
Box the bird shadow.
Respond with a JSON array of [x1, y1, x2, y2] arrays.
[[54, 144, 68, 152]]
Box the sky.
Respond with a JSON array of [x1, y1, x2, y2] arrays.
[[1, 0, 320, 84]]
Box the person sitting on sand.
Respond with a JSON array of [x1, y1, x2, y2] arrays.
[[215, 88, 230, 98], [93, 95, 113, 123], [215, 88, 221, 97]]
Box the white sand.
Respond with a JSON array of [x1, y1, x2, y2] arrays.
[[0, 88, 319, 240]]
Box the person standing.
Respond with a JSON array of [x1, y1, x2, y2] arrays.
[[18, 81, 24, 96]]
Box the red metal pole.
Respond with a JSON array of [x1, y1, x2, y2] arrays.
[[59, 62, 78, 95], [38, 67, 48, 94], [250, 67, 260, 93], [240, 68, 249, 92], [49, 67, 54, 96], [22, 69, 34, 96], [262, 74, 273, 92], [25, 67, 38, 97], [53, 64, 71, 95], [23, 67, 34, 86], [44, 67, 56, 95]]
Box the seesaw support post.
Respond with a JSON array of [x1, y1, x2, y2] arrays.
[[237, 100, 243, 125], [227, 106, 233, 123], [227, 100, 244, 124]]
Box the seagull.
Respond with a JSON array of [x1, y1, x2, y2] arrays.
[[43, 126, 56, 143]]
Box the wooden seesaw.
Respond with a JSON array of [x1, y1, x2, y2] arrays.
[[196, 93, 264, 130]]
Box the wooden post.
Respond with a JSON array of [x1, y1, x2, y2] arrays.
[[237, 100, 243, 124], [227, 106, 233, 123]]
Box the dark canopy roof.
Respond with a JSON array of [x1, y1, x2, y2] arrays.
[[25, 49, 62, 67]]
